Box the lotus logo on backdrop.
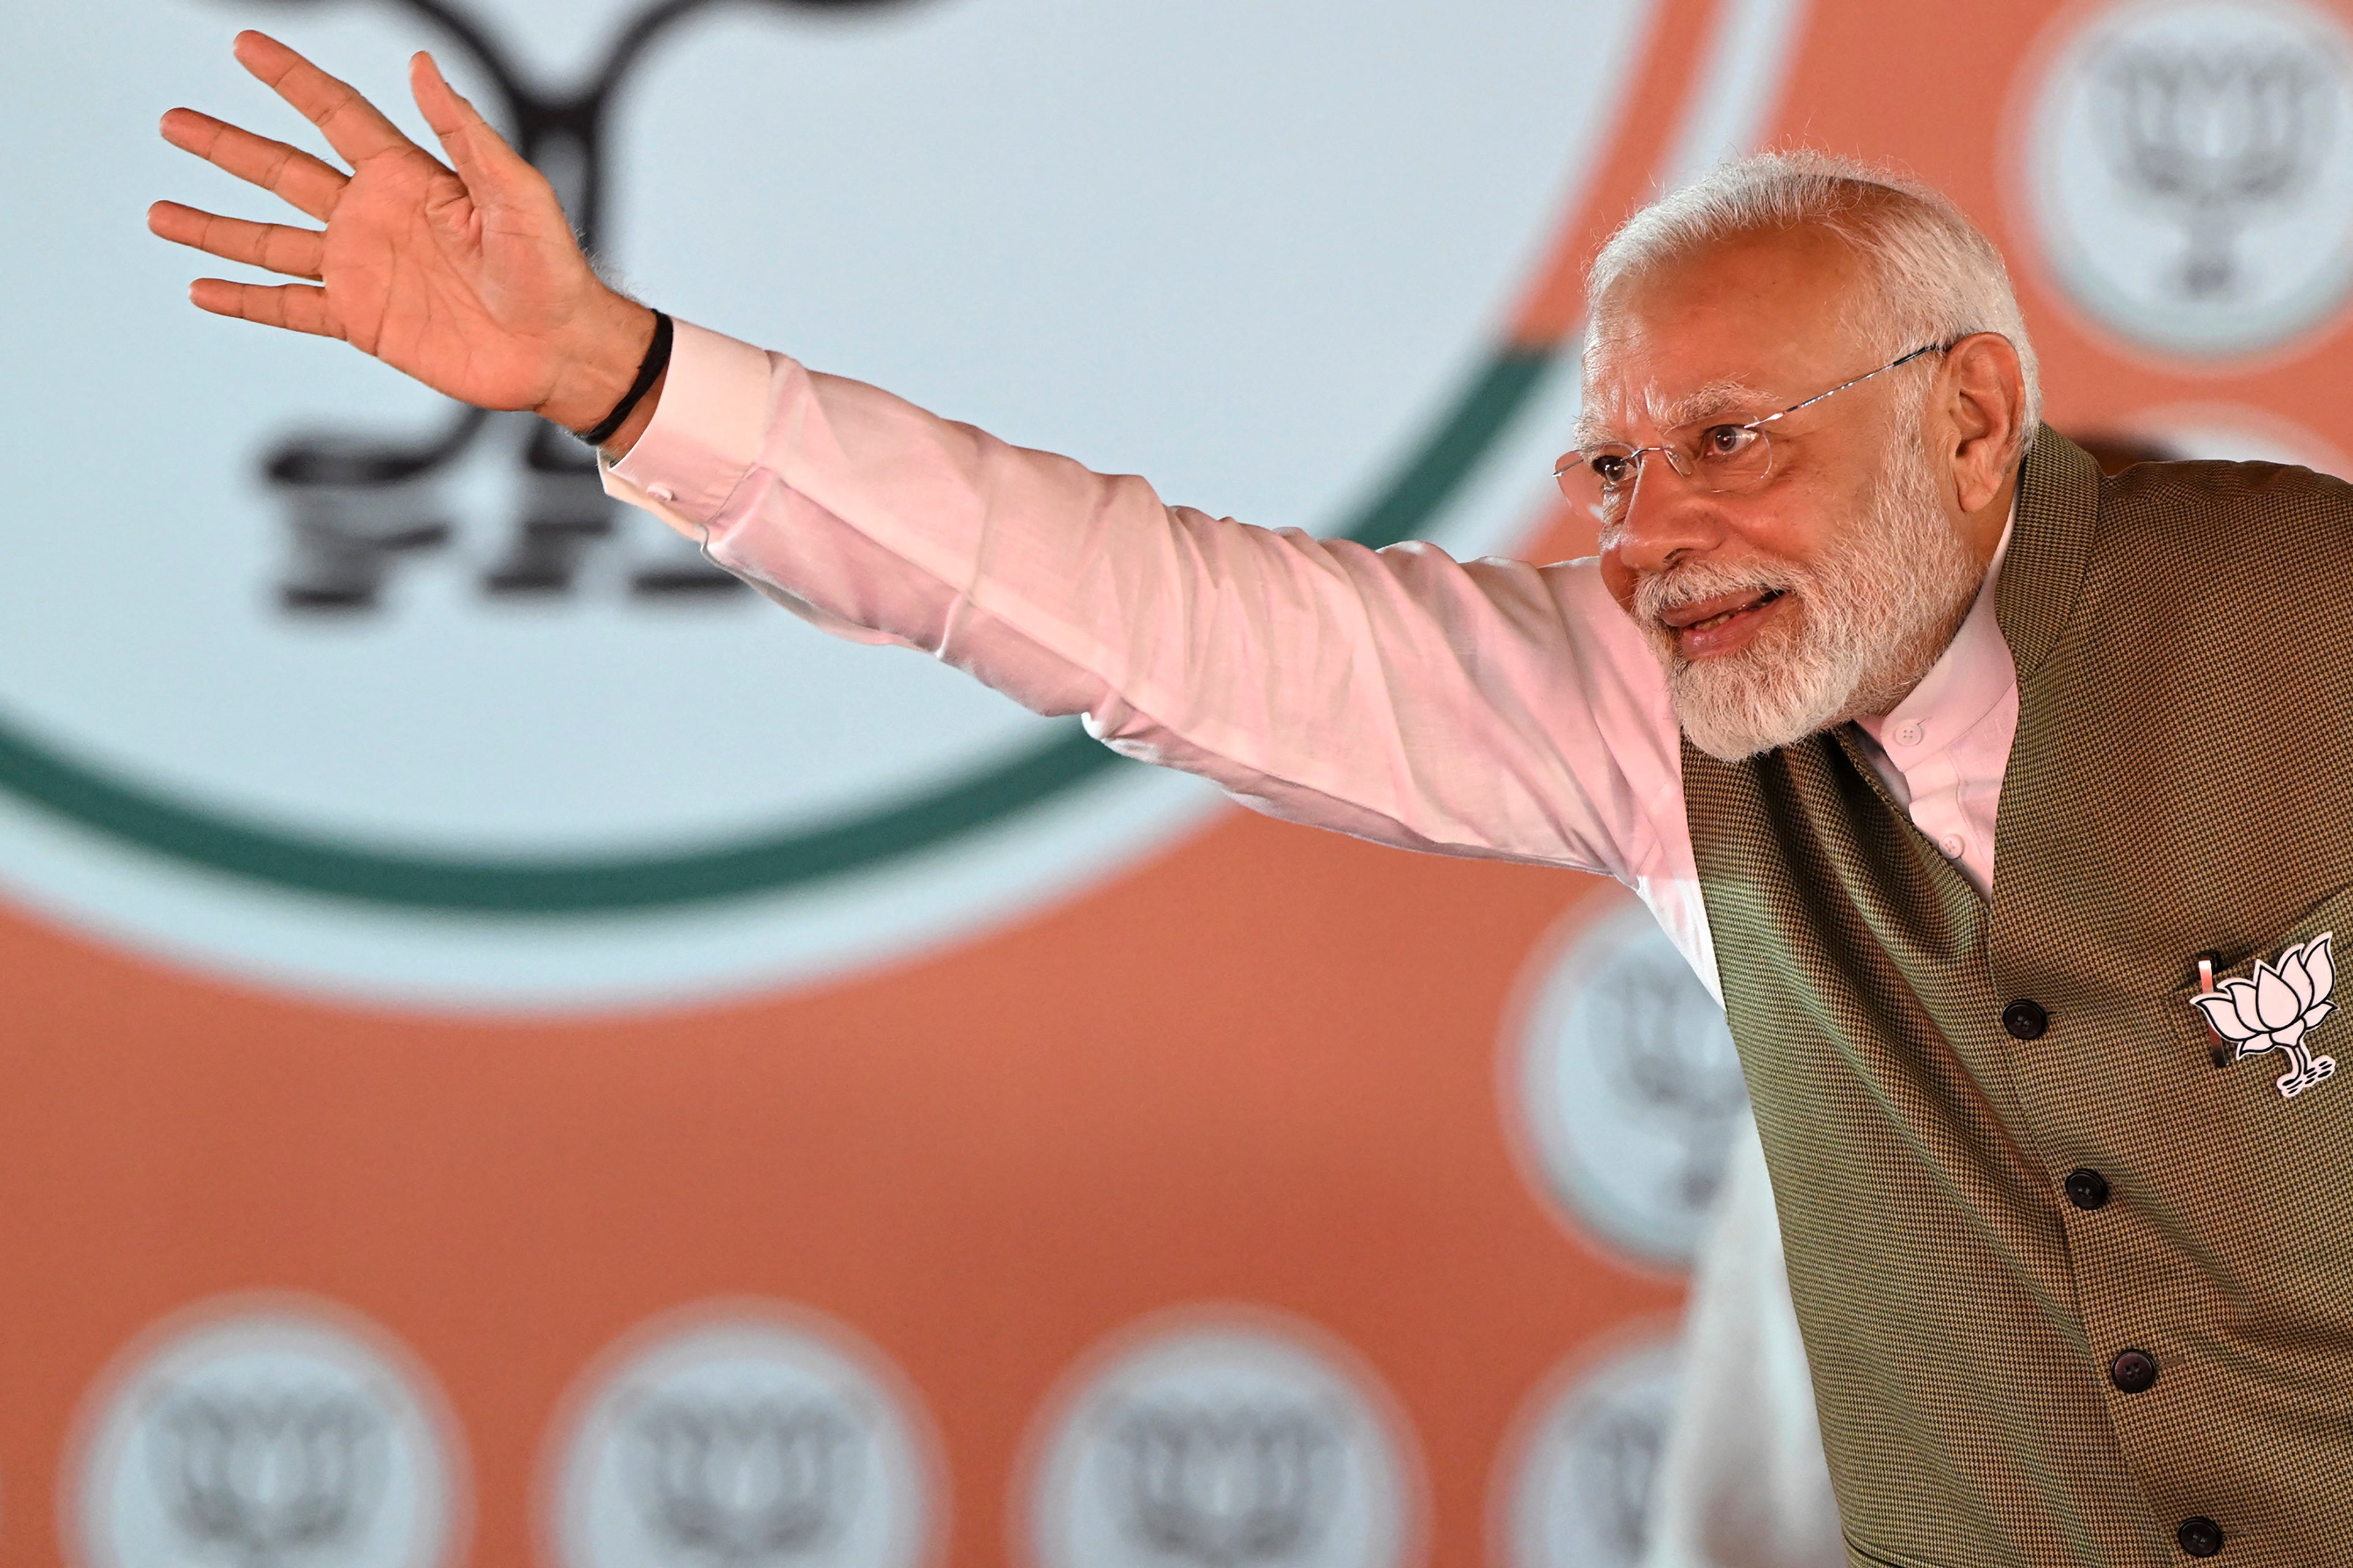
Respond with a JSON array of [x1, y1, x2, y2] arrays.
[[548, 1308, 939, 1568], [4, 0, 1691, 1009], [1508, 903, 1749, 1269], [149, 1390, 387, 1563], [70, 1302, 464, 1568], [1106, 1401, 1339, 1566], [1027, 1313, 1420, 1568], [624, 1396, 862, 1562], [2021, 0, 2353, 358], [1495, 1336, 1680, 1568]]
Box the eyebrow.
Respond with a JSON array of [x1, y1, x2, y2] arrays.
[[1573, 376, 1777, 448]]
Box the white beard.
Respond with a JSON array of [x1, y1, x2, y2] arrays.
[[1633, 435, 1982, 762]]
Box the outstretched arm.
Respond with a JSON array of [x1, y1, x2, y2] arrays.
[[602, 326, 1684, 877], [149, 31, 666, 451], [151, 33, 1686, 881]]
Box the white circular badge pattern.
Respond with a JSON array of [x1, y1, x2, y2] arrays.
[[1495, 1335, 1682, 1568], [2113, 400, 2353, 475], [1509, 903, 1748, 1269], [69, 1300, 464, 1568], [1026, 1311, 1422, 1568], [548, 1307, 941, 1568], [2023, 0, 2353, 359]]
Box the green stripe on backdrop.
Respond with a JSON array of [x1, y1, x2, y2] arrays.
[[0, 348, 1556, 912]]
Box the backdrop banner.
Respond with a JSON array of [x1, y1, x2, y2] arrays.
[[4, 0, 2349, 1562]]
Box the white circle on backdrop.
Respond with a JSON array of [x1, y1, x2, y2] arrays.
[[0, 0, 1717, 1010], [546, 1305, 942, 1568], [2022, 0, 2353, 360], [67, 1298, 466, 1568], [1493, 1332, 1680, 1568], [2117, 401, 2353, 475], [1024, 1308, 1422, 1568], [1506, 902, 1749, 1270]]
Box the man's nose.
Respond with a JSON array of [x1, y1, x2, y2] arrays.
[[1606, 453, 1723, 576]]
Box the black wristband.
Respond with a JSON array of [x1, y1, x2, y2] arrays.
[[576, 309, 674, 446]]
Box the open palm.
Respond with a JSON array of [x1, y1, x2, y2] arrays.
[[149, 31, 648, 430]]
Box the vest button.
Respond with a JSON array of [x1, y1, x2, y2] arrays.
[[2065, 1169, 2112, 1210], [2177, 1517, 2223, 1557], [2110, 1349, 2158, 1393], [2002, 998, 2050, 1039]]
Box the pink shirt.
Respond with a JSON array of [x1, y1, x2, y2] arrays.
[[603, 320, 2021, 999]]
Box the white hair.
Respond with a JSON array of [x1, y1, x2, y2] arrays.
[[1586, 151, 2042, 442]]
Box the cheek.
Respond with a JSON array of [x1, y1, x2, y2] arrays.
[[1729, 486, 1843, 570], [1764, 442, 1893, 548], [1597, 549, 1639, 614]]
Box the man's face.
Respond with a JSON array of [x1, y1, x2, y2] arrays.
[[1581, 226, 1981, 760]]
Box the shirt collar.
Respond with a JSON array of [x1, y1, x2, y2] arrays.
[[1856, 504, 2018, 756]]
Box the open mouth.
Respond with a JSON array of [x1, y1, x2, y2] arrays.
[[1655, 586, 1791, 659], [1677, 588, 1785, 633]]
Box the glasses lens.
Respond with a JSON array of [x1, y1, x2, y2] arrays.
[[1555, 447, 1637, 511], [1684, 423, 1773, 492]]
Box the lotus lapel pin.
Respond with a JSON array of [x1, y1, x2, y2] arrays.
[[2192, 933, 2339, 1099]]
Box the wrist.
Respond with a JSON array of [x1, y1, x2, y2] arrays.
[[536, 291, 659, 435], [596, 365, 667, 462]]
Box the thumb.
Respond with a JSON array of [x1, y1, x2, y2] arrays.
[[410, 51, 534, 202]]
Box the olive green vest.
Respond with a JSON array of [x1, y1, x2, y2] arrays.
[[1682, 430, 2353, 1568]]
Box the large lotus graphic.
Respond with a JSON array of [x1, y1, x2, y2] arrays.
[[2192, 932, 2339, 1099]]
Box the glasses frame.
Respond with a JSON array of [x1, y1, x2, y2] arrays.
[[1554, 340, 1953, 507]]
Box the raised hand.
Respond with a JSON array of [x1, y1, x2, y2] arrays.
[[149, 31, 657, 439]]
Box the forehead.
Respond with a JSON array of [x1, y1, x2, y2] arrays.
[[1580, 225, 1873, 437]]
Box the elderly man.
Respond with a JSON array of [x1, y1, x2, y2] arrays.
[[148, 32, 2353, 1568]]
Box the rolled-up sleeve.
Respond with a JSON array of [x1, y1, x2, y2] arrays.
[[603, 320, 1685, 881]]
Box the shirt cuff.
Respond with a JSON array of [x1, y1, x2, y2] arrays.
[[597, 318, 776, 533]]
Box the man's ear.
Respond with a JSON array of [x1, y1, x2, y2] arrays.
[[1943, 332, 2028, 514]]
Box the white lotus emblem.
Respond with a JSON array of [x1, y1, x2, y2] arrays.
[[2192, 932, 2339, 1099]]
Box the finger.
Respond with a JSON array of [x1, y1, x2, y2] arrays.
[[149, 201, 325, 281], [232, 29, 417, 167], [410, 52, 534, 203], [189, 277, 339, 337], [159, 107, 346, 222]]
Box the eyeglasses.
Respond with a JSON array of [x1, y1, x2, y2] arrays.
[[1553, 341, 1950, 516]]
